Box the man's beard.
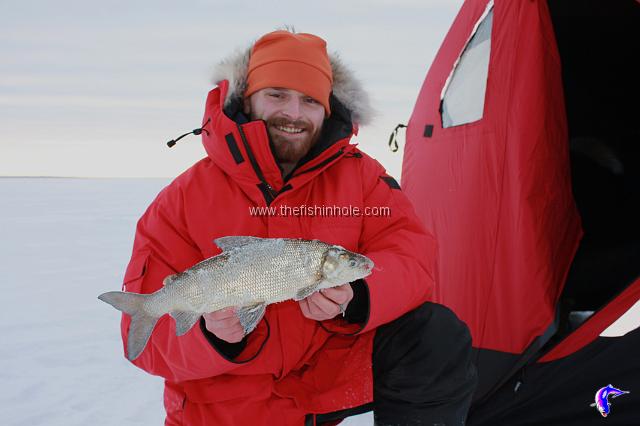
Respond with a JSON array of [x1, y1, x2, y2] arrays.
[[264, 116, 322, 165]]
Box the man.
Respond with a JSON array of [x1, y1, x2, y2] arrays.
[[120, 30, 476, 425]]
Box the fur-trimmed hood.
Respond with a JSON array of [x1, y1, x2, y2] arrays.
[[211, 44, 374, 126]]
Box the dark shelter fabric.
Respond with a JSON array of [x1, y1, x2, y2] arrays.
[[310, 303, 477, 425], [468, 327, 640, 426]]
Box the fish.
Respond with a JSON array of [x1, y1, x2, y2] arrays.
[[590, 384, 630, 417], [98, 236, 374, 361]]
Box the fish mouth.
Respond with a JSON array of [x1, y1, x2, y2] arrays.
[[362, 259, 375, 274]]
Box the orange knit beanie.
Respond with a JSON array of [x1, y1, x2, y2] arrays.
[[245, 30, 333, 115]]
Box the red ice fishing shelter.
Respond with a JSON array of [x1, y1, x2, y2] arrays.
[[402, 0, 639, 423]]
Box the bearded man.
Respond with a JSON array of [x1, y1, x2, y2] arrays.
[[118, 30, 477, 425]]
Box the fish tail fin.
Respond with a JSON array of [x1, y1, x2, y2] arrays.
[[126, 309, 160, 361], [98, 291, 160, 361], [99, 291, 150, 316]]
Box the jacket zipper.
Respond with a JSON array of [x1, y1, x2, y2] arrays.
[[237, 125, 348, 203], [236, 124, 277, 204], [293, 148, 345, 177]]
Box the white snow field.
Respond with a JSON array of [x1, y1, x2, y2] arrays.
[[0, 178, 371, 425]]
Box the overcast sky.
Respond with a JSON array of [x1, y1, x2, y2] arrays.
[[0, 0, 463, 178]]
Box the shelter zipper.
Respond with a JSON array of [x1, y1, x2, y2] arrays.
[[514, 366, 526, 393]]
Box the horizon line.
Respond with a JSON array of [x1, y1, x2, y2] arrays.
[[0, 176, 172, 179]]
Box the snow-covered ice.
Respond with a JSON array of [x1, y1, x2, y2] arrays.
[[0, 178, 371, 425]]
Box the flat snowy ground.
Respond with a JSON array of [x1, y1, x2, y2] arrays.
[[0, 178, 372, 425]]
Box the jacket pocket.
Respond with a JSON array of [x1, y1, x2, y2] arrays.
[[122, 250, 151, 292], [182, 374, 274, 403]]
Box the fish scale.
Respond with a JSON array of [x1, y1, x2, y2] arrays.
[[98, 236, 374, 360]]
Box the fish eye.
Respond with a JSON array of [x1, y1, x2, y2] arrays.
[[348, 259, 357, 267]]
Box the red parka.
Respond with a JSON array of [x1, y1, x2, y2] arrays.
[[120, 50, 436, 425]]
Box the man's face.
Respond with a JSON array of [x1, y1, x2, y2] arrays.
[[244, 88, 325, 168]]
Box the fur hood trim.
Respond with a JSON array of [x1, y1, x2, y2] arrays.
[[212, 45, 374, 126]]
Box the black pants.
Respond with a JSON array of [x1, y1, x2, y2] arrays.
[[308, 303, 477, 426]]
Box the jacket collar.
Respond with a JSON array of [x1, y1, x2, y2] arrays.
[[201, 80, 358, 202]]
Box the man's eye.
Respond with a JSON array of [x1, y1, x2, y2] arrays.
[[269, 93, 282, 98], [305, 97, 318, 104]]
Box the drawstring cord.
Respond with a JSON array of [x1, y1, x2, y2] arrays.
[[167, 118, 211, 148], [388, 123, 407, 152]]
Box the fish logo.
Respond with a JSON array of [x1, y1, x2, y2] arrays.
[[590, 384, 630, 417]]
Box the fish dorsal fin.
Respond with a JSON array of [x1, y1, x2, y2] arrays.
[[163, 274, 179, 286], [214, 236, 264, 252]]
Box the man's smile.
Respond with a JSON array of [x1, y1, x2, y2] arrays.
[[274, 125, 305, 134]]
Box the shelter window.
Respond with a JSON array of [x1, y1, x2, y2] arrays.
[[441, 1, 493, 128]]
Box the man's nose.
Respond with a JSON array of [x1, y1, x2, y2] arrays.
[[281, 98, 302, 120]]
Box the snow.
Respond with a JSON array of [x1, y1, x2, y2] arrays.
[[0, 178, 372, 425]]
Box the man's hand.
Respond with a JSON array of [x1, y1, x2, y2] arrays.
[[203, 308, 245, 343], [299, 284, 354, 321]]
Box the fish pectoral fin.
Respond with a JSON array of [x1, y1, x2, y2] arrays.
[[214, 236, 264, 252], [170, 311, 201, 336], [294, 283, 321, 301], [237, 303, 267, 335], [589, 403, 596, 407]]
